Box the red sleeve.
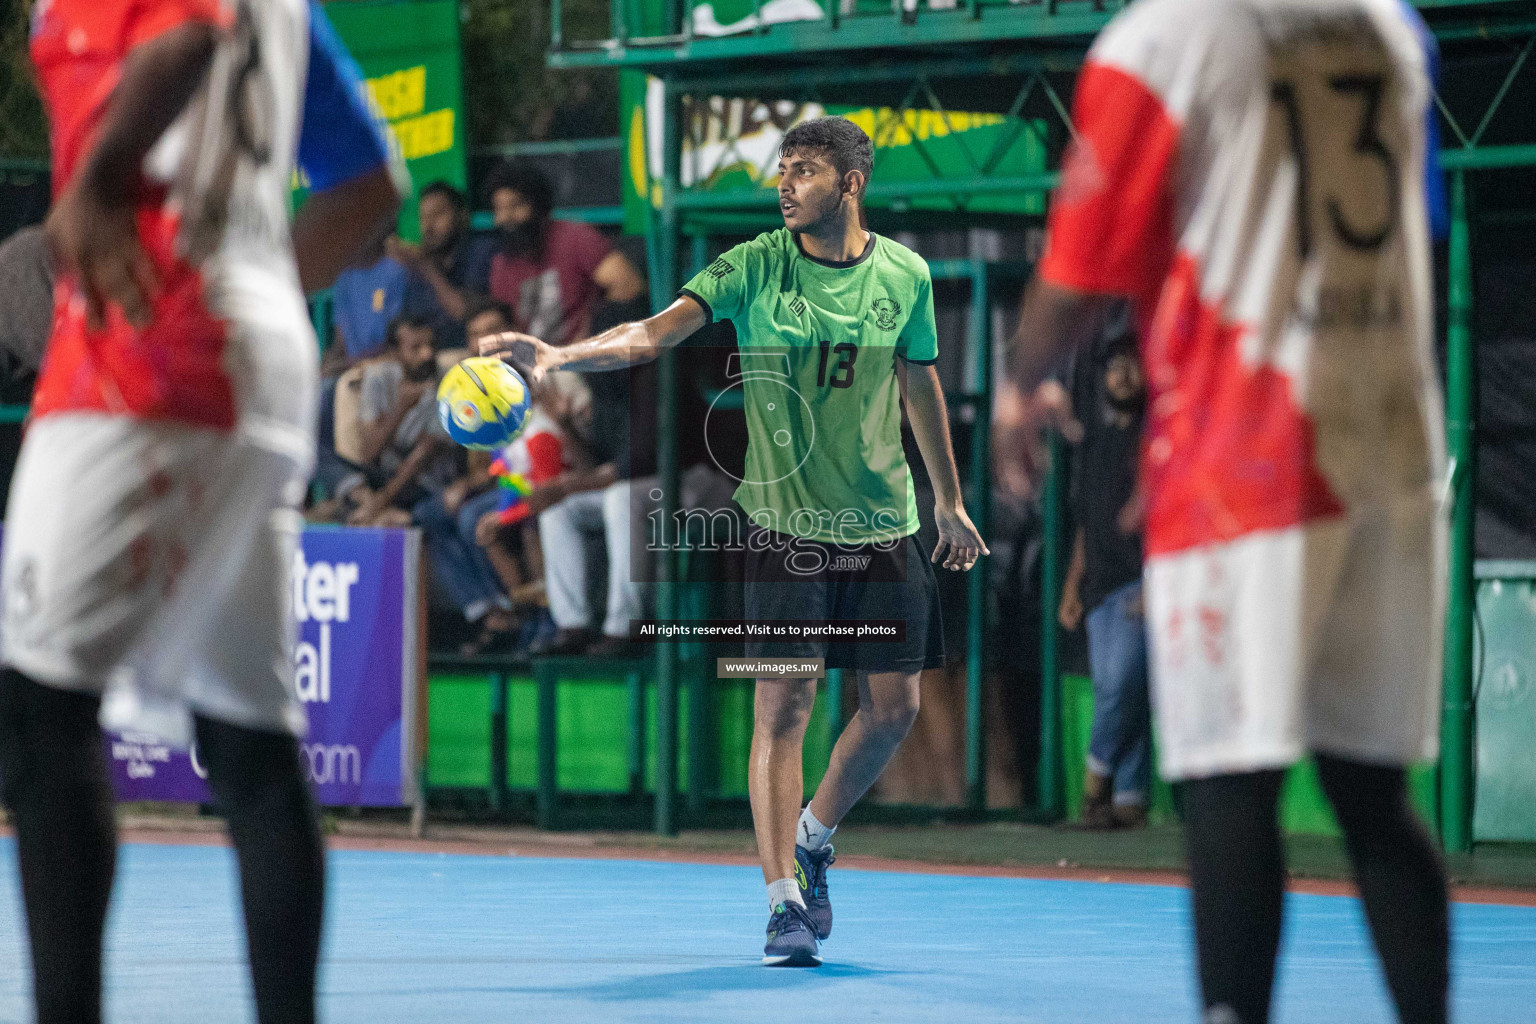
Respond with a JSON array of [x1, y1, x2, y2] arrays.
[[126, 0, 234, 50], [1038, 61, 1179, 303], [525, 431, 564, 483]]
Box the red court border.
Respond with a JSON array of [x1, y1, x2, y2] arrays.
[[7, 826, 1520, 908]]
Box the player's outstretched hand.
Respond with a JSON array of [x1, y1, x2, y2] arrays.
[[45, 180, 160, 332], [932, 502, 990, 572], [992, 378, 1081, 500], [479, 330, 553, 386]]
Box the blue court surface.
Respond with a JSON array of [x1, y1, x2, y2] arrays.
[[1, 840, 1532, 1023]]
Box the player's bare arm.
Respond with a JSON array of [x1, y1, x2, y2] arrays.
[[994, 278, 1107, 498], [293, 169, 401, 294], [479, 295, 707, 382], [45, 22, 220, 331], [900, 362, 989, 571]]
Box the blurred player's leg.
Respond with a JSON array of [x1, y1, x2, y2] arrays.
[[1317, 755, 1449, 1024], [1181, 769, 1287, 1024], [0, 669, 117, 1024], [174, 443, 321, 1024], [196, 716, 324, 1024]]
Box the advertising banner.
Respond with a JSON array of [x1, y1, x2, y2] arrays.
[[297, 0, 468, 239], [622, 76, 1050, 232], [106, 528, 423, 809]]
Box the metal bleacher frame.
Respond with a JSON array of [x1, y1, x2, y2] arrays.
[[535, 0, 1536, 846]]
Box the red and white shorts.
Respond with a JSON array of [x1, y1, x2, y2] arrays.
[[1144, 493, 1445, 781], [1, 408, 313, 747]]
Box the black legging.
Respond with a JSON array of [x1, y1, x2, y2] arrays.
[[1182, 756, 1449, 1024], [0, 668, 326, 1024]]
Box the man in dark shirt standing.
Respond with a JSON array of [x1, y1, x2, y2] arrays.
[[1058, 307, 1150, 829]]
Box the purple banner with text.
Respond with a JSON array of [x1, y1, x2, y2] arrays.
[[107, 528, 421, 807]]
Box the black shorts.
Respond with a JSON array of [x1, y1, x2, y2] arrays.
[[743, 526, 944, 673]]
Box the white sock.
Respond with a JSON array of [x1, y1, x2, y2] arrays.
[[796, 805, 836, 851], [767, 877, 803, 910]]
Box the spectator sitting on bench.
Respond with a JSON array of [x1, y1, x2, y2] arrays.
[[345, 314, 459, 526], [313, 226, 408, 504], [423, 298, 575, 655], [530, 339, 734, 660]]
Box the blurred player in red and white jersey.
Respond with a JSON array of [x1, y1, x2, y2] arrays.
[[0, 1, 399, 1022], [999, 1, 1450, 1021]]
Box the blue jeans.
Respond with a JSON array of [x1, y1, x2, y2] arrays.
[[1085, 580, 1152, 806], [414, 488, 508, 622]]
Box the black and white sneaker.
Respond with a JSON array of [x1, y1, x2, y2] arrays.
[[763, 900, 822, 967]]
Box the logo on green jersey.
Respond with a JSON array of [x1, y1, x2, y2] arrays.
[[705, 257, 736, 280], [789, 295, 807, 318], [871, 297, 901, 331]]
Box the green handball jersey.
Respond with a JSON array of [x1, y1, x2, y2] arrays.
[[680, 229, 938, 545]]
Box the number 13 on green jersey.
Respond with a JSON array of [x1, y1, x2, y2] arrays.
[[680, 228, 938, 545]]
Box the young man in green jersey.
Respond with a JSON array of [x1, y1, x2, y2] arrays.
[[481, 116, 986, 967]]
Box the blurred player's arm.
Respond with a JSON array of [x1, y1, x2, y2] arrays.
[[45, 22, 220, 330], [478, 297, 707, 383], [901, 363, 989, 571], [293, 0, 401, 293], [997, 50, 1177, 497], [993, 281, 1106, 498], [293, 170, 400, 294]]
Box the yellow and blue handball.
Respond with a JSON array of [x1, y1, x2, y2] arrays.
[[437, 357, 532, 450]]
